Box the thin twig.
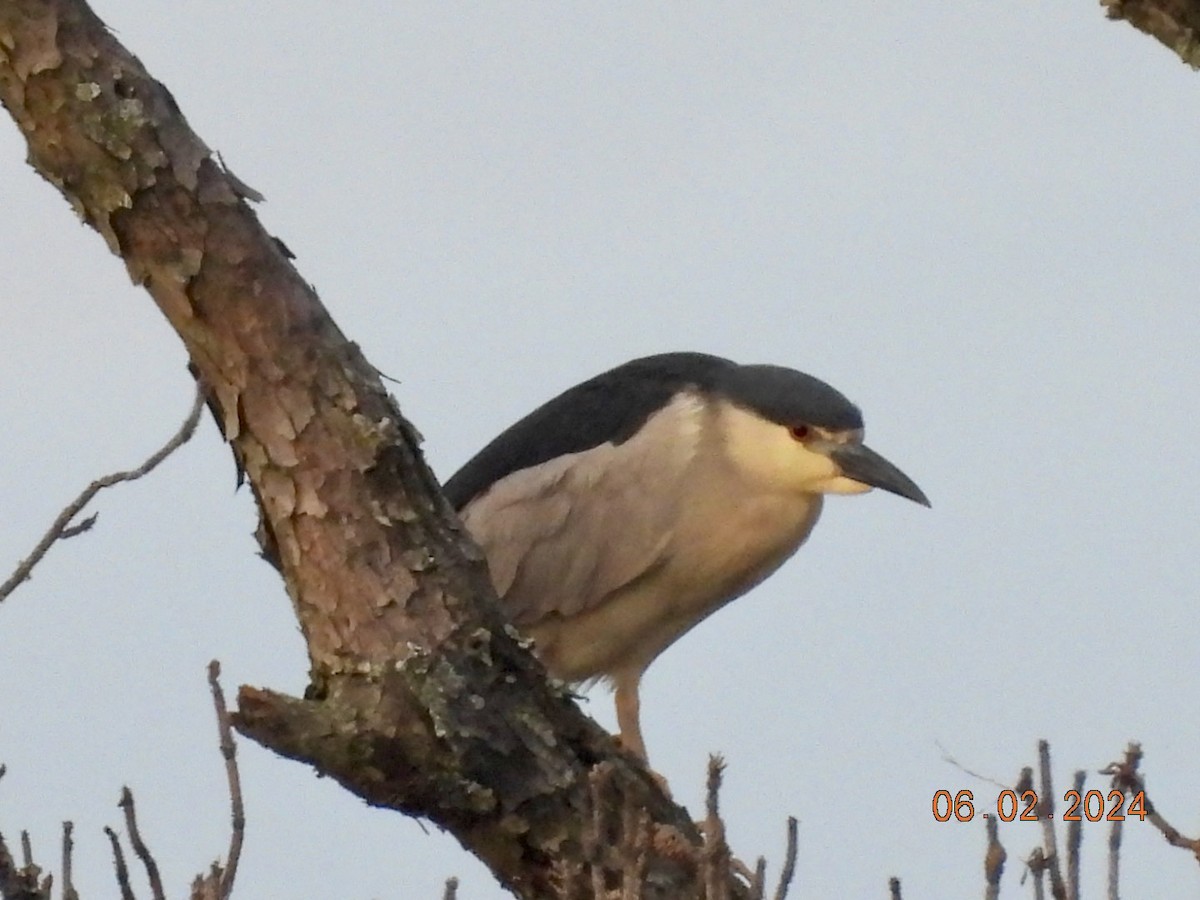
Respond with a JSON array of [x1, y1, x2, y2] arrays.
[[1102, 743, 1133, 897], [1035, 740, 1067, 899], [1015, 766, 1034, 797], [1026, 846, 1046, 900], [984, 814, 1005, 900], [772, 817, 797, 900], [937, 741, 1010, 792], [0, 831, 14, 895], [20, 833, 31, 869], [703, 755, 730, 900], [119, 788, 165, 900], [0, 828, 46, 900], [1065, 770, 1085, 900], [749, 856, 766, 900], [104, 826, 136, 900], [62, 821, 80, 900], [1107, 801, 1122, 900], [188, 866, 219, 900], [207, 661, 244, 899], [0, 385, 206, 603]]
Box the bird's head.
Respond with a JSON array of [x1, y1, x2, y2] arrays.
[[713, 363, 930, 507]]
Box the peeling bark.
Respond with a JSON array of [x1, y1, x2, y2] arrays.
[[0, 2, 733, 896]]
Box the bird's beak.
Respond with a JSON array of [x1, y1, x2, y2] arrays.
[[829, 443, 930, 507]]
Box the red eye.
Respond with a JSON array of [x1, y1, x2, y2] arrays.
[[789, 425, 810, 441]]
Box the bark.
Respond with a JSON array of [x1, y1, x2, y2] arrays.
[[1103, 0, 1200, 66], [0, 2, 729, 896]]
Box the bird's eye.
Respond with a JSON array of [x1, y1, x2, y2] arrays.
[[789, 425, 810, 441]]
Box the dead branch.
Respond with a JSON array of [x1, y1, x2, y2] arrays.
[[984, 814, 1005, 900], [1025, 846, 1047, 899], [937, 741, 1010, 792], [702, 756, 731, 900], [1034, 740, 1067, 899], [103, 826, 135, 900], [1101, 742, 1200, 865], [1064, 770, 1085, 900], [0, 827, 52, 900], [118, 788, 165, 900], [206, 662, 244, 900], [0, 4, 747, 894], [0, 385, 205, 603], [772, 817, 797, 900], [61, 822, 79, 900]]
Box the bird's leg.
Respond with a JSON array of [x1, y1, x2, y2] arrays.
[[612, 671, 673, 793], [612, 671, 648, 762]]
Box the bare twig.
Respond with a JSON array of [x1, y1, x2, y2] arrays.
[[190, 865, 221, 900], [59, 514, 98, 539], [1065, 770, 1085, 900], [984, 814, 1005, 900], [887, 875, 902, 899], [104, 826, 136, 900], [19, 834, 31, 869], [703, 755, 731, 900], [937, 741, 1010, 792], [1035, 741, 1067, 899], [749, 857, 766, 900], [207, 661, 244, 899], [1025, 846, 1047, 900], [1101, 742, 1200, 864], [62, 822, 79, 900], [772, 817, 797, 900], [119, 788, 165, 900], [1107, 802, 1122, 900], [1, 827, 51, 900], [0, 385, 206, 603], [1015, 766, 1033, 797]]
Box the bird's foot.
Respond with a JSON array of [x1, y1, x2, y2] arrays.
[[612, 734, 672, 795]]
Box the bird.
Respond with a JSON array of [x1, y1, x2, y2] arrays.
[[443, 352, 928, 762]]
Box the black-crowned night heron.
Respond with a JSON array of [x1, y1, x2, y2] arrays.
[[444, 352, 928, 762]]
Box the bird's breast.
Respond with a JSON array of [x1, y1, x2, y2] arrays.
[[531, 481, 824, 682]]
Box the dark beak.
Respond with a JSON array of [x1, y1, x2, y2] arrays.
[[830, 443, 930, 507]]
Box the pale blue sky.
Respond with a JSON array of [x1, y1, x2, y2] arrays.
[[3, 3, 1199, 897]]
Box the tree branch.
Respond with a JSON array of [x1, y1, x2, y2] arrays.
[[0, 386, 205, 604], [1103, 0, 1200, 67], [0, 2, 744, 895]]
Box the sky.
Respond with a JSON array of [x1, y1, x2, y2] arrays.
[[2, 2, 1199, 898]]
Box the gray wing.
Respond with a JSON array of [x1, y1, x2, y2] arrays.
[[459, 393, 704, 626]]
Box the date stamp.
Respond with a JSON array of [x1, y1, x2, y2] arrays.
[[933, 789, 1148, 823]]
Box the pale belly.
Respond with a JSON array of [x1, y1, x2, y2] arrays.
[[528, 490, 824, 682]]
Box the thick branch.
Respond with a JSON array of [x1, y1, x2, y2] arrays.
[[0, 2, 740, 895]]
